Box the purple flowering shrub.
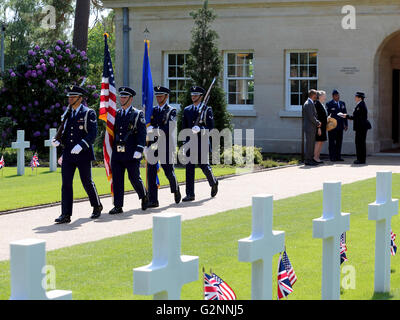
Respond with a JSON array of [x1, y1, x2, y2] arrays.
[[0, 40, 100, 154]]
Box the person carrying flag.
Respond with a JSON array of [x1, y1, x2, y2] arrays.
[[52, 85, 103, 224], [108, 87, 149, 215], [145, 86, 181, 208]]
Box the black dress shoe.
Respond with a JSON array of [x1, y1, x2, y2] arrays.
[[141, 195, 149, 211], [353, 160, 366, 164], [336, 158, 345, 162], [147, 200, 159, 208], [91, 204, 103, 219], [174, 188, 182, 204], [55, 214, 71, 224], [211, 180, 219, 198], [305, 161, 317, 166], [109, 207, 123, 215], [182, 195, 195, 202]]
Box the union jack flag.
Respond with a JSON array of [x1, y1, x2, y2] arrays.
[[391, 231, 397, 256], [340, 232, 348, 265], [30, 153, 39, 170], [0, 155, 4, 169], [282, 250, 297, 286], [277, 253, 293, 300], [99, 33, 117, 196], [204, 272, 236, 300]]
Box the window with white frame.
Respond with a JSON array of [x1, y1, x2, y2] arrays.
[[164, 53, 190, 106], [224, 52, 254, 108], [286, 51, 318, 111]]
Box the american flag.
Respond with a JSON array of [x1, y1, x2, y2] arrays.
[[282, 250, 297, 286], [0, 155, 4, 169], [30, 153, 39, 170], [204, 272, 236, 300], [99, 33, 117, 196], [391, 231, 397, 256], [340, 232, 348, 265], [277, 253, 293, 300]]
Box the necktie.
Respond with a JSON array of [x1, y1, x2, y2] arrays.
[[72, 110, 76, 119]]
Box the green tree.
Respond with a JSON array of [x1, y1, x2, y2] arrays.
[[178, 0, 232, 133], [0, 0, 74, 70]]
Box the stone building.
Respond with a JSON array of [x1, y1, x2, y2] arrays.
[[102, 0, 400, 154]]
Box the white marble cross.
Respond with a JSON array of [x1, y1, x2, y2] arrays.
[[133, 213, 199, 300], [44, 128, 57, 172], [11, 130, 30, 176], [9, 239, 72, 300], [238, 194, 285, 300], [313, 182, 350, 300], [368, 171, 399, 293]]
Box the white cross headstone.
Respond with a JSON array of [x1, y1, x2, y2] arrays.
[[11, 130, 30, 176], [133, 213, 199, 300], [9, 239, 72, 300], [368, 171, 399, 293], [238, 194, 285, 300], [313, 182, 350, 300], [44, 128, 57, 172]]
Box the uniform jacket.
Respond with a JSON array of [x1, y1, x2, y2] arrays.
[[347, 100, 369, 132], [326, 99, 348, 130], [149, 104, 177, 153], [112, 106, 147, 161], [61, 104, 97, 162]]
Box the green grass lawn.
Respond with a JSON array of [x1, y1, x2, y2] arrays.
[[0, 174, 399, 300], [0, 165, 237, 212]]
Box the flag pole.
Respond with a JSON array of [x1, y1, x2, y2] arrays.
[[202, 266, 205, 300]]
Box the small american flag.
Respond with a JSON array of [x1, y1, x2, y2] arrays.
[[30, 153, 40, 170], [282, 250, 297, 286], [204, 272, 236, 300], [277, 253, 293, 300], [0, 155, 4, 169], [391, 231, 397, 256], [340, 232, 348, 265]]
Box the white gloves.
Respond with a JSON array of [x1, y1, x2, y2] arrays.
[[51, 139, 60, 147], [71, 144, 83, 155], [192, 126, 201, 134], [143, 147, 149, 158], [147, 126, 154, 134], [133, 151, 142, 159]]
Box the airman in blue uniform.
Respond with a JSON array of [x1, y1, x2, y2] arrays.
[[53, 85, 103, 224], [146, 86, 181, 207], [182, 86, 218, 202], [108, 87, 149, 215]]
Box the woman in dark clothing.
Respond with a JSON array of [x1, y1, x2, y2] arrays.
[[314, 90, 328, 163], [339, 92, 370, 164]]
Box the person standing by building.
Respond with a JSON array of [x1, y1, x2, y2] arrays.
[[52, 85, 103, 224], [303, 89, 321, 166], [339, 92, 371, 164], [314, 90, 328, 163], [108, 87, 149, 215], [326, 89, 348, 162]]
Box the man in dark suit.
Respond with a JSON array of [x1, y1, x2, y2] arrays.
[[53, 85, 103, 224], [181, 86, 218, 202], [339, 92, 370, 164], [303, 89, 321, 166], [146, 86, 181, 208], [108, 87, 149, 215], [326, 89, 348, 161]]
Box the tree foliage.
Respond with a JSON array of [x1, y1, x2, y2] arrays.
[[178, 0, 232, 133]]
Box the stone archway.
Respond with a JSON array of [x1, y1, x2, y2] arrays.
[[374, 31, 400, 152]]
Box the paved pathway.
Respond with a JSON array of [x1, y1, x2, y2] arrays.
[[0, 156, 399, 261]]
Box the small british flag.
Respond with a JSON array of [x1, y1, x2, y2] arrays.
[[0, 155, 4, 169], [277, 253, 294, 300], [391, 231, 397, 256], [30, 153, 40, 171], [340, 232, 348, 265]]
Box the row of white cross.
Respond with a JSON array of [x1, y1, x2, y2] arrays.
[[8, 171, 398, 300], [10, 129, 58, 176]]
